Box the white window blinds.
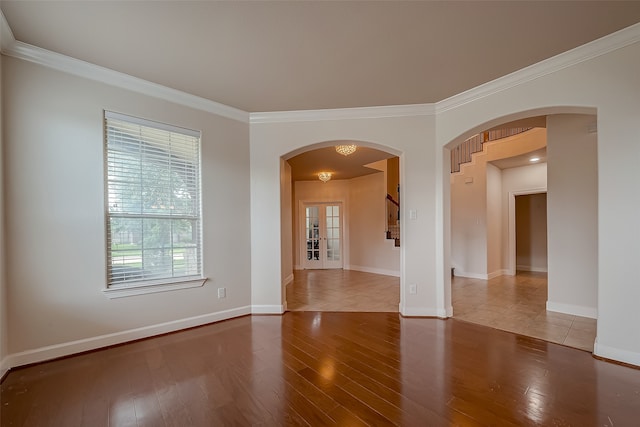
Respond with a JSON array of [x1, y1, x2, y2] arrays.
[[105, 111, 202, 288]]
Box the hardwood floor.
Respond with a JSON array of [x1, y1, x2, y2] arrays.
[[2, 312, 640, 426]]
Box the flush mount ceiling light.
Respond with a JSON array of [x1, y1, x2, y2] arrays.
[[318, 172, 332, 182], [529, 157, 540, 162], [335, 144, 357, 156]]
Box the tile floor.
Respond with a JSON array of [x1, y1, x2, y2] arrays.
[[286, 269, 597, 352], [286, 269, 400, 312], [452, 271, 597, 352]]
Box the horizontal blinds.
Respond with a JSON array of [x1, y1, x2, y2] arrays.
[[105, 111, 202, 287]]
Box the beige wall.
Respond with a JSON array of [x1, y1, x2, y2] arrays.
[[547, 114, 598, 317], [3, 57, 252, 364], [0, 52, 7, 376], [515, 193, 548, 272], [280, 159, 293, 290], [451, 128, 547, 278], [349, 173, 400, 276], [486, 163, 502, 276]]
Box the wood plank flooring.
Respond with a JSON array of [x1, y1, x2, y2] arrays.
[[2, 312, 640, 426]]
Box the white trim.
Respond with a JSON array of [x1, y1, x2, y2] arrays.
[[1, 40, 249, 124], [400, 306, 447, 318], [0, 10, 15, 52], [436, 22, 640, 114], [102, 278, 207, 299], [453, 271, 489, 280], [3, 306, 251, 370], [546, 301, 597, 319], [516, 265, 548, 273], [347, 264, 400, 278], [283, 273, 294, 286], [250, 103, 435, 124], [594, 339, 640, 368], [251, 305, 285, 314], [487, 269, 508, 279]]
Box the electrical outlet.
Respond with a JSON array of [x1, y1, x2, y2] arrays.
[[409, 284, 417, 294], [217, 287, 226, 299]]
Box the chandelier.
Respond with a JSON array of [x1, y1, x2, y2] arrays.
[[335, 144, 357, 156], [318, 172, 332, 183]]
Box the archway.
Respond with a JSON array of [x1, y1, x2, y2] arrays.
[[280, 140, 403, 312], [442, 108, 598, 351]]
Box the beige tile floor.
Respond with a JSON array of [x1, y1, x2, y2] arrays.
[[452, 271, 597, 352], [286, 269, 597, 352], [286, 269, 400, 312]]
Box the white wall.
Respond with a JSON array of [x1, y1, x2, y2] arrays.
[[486, 163, 502, 277], [348, 173, 400, 276], [515, 194, 547, 272], [3, 57, 252, 366], [438, 39, 640, 364], [0, 51, 7, 377], [250, 114, 437, 317], [450, 128, 546, 278], [450, 152, 487, 277], [546, 114, 598, 318], [280, 159, 293, 291]]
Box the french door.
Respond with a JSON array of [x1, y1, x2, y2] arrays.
[[302, 203, 342, 269]]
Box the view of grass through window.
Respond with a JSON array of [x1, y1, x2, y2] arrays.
[[105, 112, 202, 287]]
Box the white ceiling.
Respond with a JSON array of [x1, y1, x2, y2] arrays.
[[2, 1, 640, 113]]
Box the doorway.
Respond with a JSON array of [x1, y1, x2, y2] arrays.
[[302, 202, 343, 269]]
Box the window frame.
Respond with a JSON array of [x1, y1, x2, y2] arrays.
[[102, 111, 206, 298]]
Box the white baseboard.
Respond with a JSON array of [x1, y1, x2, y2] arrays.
[[283, 273, 294, 286], [594, 338, 640, 368], [546, 301, 597, 319], [4, 306, 252, 370], [453, 270, 488, 280], [516, 265, 548, 273], [455, 269, 508, 280], [487, 269, 509, 279], [400, 305, 447, 318], [251, 305, 285, 314], [347, 265, 400, 277]]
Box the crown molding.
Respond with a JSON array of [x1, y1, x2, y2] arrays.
[[436, 22, 640, 114], [250, 103, 435, 124], [1, 10, 15, 52], [0, 14, 248, 123]]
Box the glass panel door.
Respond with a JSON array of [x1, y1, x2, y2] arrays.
[[302, 203, 342, 269]]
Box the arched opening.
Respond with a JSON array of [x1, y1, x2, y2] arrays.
[[444, 109, 598, 351], [280, 140, 403, 312]]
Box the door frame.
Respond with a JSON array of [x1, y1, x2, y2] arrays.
[[508, 188, 547, 275], [298, 200, 346, 269]]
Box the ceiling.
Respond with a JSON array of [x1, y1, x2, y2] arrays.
[[2, 1, 640, 113], [288, 145, 395, 181]]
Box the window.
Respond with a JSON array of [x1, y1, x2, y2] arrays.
[[104, 111, 203, 292]]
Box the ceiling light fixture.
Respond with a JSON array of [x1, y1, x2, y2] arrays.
[[318, 172, 332, 183], [529, 157, 540, 162], [335, 144, 357, 156]]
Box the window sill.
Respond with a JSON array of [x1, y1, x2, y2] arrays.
[[103, 277, 208, 299]]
